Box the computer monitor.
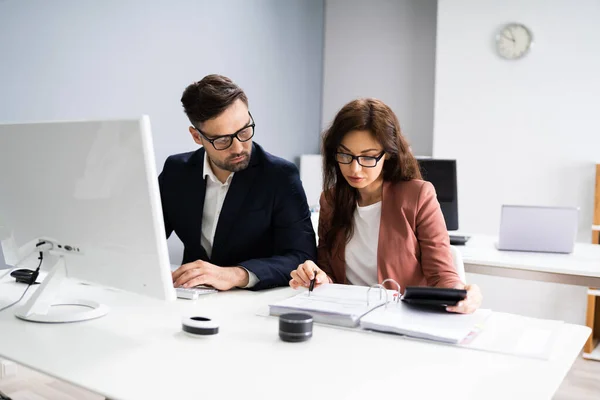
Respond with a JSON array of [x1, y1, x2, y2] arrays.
[[0, 116, 175, 323], [417, 158, 459, 231]]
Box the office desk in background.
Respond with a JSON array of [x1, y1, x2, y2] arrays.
[[0, 277, 592, 400], [458, 234, 600, 287], [457, 234, 600, 361]]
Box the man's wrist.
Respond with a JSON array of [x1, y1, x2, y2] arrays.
[[230, 266, 249, 288]]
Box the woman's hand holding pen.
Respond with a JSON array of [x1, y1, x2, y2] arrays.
[[290, 260, 330, 290]]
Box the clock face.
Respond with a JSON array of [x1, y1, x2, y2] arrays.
[[496, 23, 532, 60]]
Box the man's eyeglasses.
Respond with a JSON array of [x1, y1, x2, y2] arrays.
[[335, 152, 385, 168], [195, 112, 255, 150]]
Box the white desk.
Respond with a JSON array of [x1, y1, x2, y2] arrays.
[[0, 278, 591, 400], [459, 234, 600, 287]]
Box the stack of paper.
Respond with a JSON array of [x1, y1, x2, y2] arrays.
[[269, 284, 394, 328], [360, 302, 492, 344]]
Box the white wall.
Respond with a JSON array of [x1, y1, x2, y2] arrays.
[[0, 0, 324, 166], [0, 247, 6, 270], [322, 0, 437, 156], [0, 0, 324, 265], [434, 0, 600, 324]]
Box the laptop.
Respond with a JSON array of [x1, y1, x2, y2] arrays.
[[497, 205, 579, 254]]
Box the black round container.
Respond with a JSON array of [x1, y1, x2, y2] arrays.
[[279, 313, 313, 342]]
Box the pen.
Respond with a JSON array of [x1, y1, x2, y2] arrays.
[[308, 269, 317, 296]]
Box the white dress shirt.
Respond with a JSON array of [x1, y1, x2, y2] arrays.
[[345, 201, 381, 286], [202, 155, 259, 288]]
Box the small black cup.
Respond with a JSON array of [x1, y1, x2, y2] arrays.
[[279, 313, 313, 342]]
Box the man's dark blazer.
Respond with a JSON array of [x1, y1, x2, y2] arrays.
[[158, 142, 317, 290]]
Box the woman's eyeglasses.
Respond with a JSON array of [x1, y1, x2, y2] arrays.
[[335, 152, 385, 168]]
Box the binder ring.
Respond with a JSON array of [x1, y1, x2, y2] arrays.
[[380, 279, 401, 304], [366, 284, 388, 306]]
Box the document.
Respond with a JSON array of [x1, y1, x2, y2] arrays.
[[461, 312, 563, 360]]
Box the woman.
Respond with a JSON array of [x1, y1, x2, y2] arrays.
[[290, 98, 482, 313]]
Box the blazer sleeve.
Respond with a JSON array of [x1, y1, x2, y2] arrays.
[[158, 159, 174, 239], [238, 164, 317, 290], [415, 181, 463, 288]]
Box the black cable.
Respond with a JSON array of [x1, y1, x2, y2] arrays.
[[0, 252, 43, 313]]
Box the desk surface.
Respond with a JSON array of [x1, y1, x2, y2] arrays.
[[0, 278, 592, 400], [459, 234, 600, 286]]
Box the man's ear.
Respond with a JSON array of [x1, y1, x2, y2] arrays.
[[189, 126, 203, 146]]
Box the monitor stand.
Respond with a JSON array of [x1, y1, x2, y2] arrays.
[[14, 251, 109, 323]]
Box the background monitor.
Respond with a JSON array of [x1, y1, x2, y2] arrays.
[[417, 158, 459, 231], [0, 116, 175, 313]]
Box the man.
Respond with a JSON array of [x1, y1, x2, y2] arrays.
[[159, 74, 316, 291]]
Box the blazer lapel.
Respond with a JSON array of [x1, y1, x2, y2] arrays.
[[210, 144, 260, 263], [377, 181, 392, 285]]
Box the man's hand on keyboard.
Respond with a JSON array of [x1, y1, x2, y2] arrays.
[[172, 260, 249, 291]]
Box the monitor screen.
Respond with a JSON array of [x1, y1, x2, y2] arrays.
[[417, 159, 458, 230]]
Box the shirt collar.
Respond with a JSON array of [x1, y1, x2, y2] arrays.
[[203, 152, 234, 185]]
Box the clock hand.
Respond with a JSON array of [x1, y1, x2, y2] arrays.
[[503, 32, 515, 42]]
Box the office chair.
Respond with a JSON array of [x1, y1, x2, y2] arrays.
[[449, 245, 466, 283]]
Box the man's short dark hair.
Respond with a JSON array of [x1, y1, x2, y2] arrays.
[[181, 74, 248, 127]]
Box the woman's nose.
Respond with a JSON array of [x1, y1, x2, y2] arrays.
[[349, 159, 361, 173]]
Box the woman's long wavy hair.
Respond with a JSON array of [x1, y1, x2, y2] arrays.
[[321, 98, 422, 251]]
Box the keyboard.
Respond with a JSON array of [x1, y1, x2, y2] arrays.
[[449, 235, 471, 246], [176, 286, 218, 300]]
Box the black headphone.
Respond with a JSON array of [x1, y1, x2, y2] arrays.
[[10, 268, 39, 285], [10, 244, 45, 285]]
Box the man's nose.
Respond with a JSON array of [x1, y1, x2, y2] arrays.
[[230, 137, 244, 154]]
